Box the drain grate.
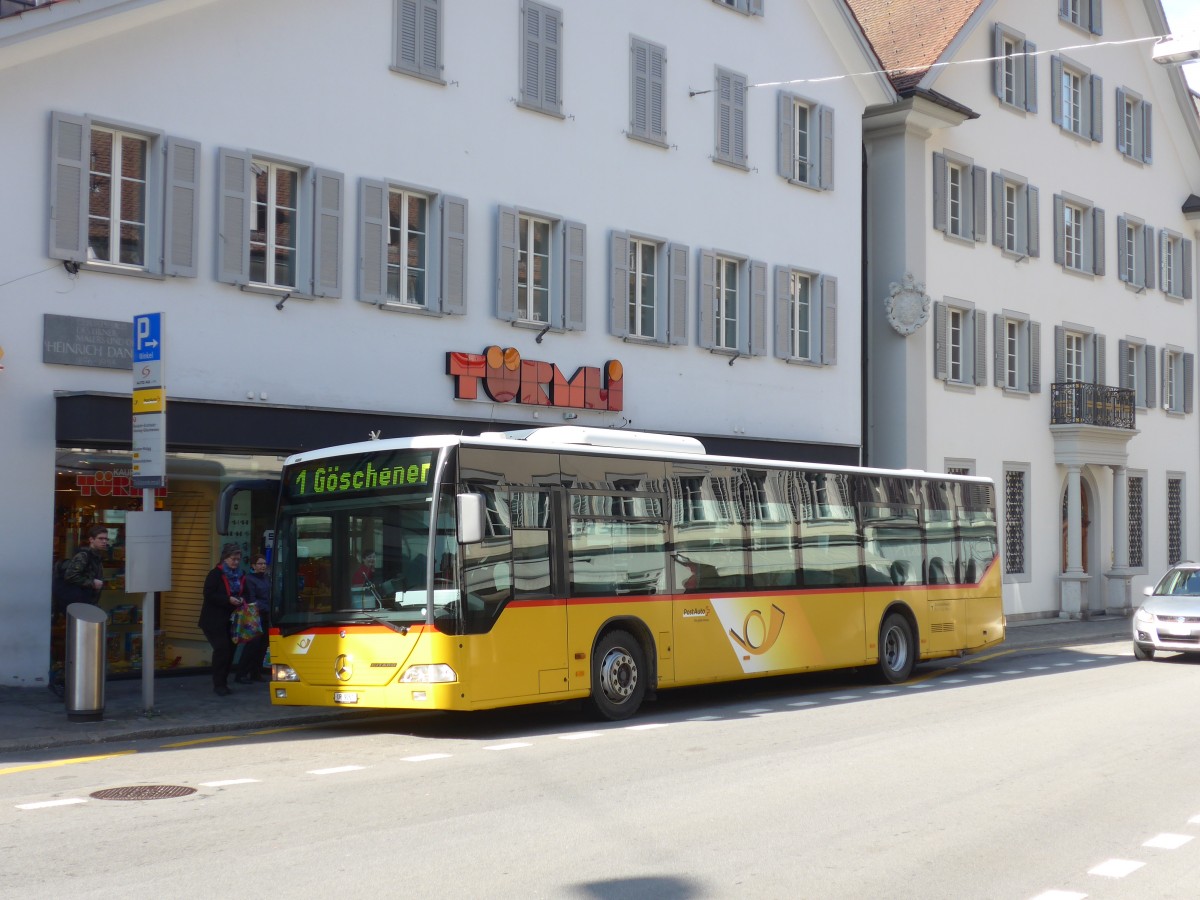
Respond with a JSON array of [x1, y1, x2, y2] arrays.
[[89, 785, 197, 801]]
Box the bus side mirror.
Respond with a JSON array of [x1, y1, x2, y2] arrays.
[[457, 493, 486, 544]]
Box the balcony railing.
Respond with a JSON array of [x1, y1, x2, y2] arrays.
[[1050, 382, 1136, 429]]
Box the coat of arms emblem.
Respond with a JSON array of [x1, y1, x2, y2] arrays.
[[885, 273, 930, 336]]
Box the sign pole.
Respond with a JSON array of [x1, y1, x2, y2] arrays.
[[142, 488, 155, 711]]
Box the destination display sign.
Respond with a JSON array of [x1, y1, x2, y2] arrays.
[[286, 450, 435, 500]]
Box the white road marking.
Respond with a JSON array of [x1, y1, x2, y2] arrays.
[[16, 798, 86, 810], [786, 701, 817, 707], [1087, 859, 1144, 877], [1143, 833, 1193, 849], [1029, 666, 1049, 671], [307, 765, 366, 775], [830, 695, 860, 701], [558, 732, 602, 740], [905, 683, 932, 689], [688, 715, 722, 720], [739, 708, 772, 714], [401, 753, 451, 762], [1001, 670, 1024, 675], [941, 678, 966, 684], [1053, 662, 1073, 667], [971, 673, 995, 679], [199, 778, 259, 787], [870, 689, 898, 694], [1028, 891, 1087, 900], [626, 723, 671, 731], [484, 742, 532, 751]]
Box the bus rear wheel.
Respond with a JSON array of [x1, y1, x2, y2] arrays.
[[877, 613, 915, 683], [589, 630, 646, 721]]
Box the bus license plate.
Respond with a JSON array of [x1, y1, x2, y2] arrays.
[[333, 692, 359, 704]]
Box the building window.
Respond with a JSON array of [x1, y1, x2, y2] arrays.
[[218, 149, 343, 298], [1118, 339, 1155, 409], [1065, 331, 1084, 381], [497, 206, 586, 330], [934, 300, 985, 387], [699, 249, 768, 356], [49, 112, 199, 278], [610, 233, 687, 344], [1004, 465, 1029, 579], [777, 92, 833, 190], [1117, 216, 1154, 290], [1051, 56, 1102, 142], [714, 67, 748, 168], [993, 313, 1041, 393], [629, 37, 666, 146], [392, 0, 443, 83], [1060, 0, 1103, 35], [1116, 87, 1152, 163], [1054, 194, 1104, 276], [1055, 325, 1104, 384], [993, 24, 1037, 112], [713, 0, 763, 14], [359, 180, 466, 314], [933, 152, 986, 242], [1168, 475, 1183, 566], [1159, 230, 1194, 300], [991, 173, 1039, 258], [518, 1, 563, 117], [1128, 472, 1145, 570], [773, 267, 838, 365], [1161, 348, 1194, 414]]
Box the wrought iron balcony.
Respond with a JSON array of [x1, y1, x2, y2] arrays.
[[1050, 382, 1136, 429]]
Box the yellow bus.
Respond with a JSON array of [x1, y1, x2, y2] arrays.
[[268, 427, 1003, 719]]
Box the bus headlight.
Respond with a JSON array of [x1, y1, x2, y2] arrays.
[[272, 664, 300, 682], [400, 664, 457, 683]]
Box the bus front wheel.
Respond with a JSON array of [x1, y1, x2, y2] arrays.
[[589, 630, 646, 720], [877, 613, 915, 683]]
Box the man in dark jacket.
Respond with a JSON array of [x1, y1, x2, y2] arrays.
[[62, 524, 108, 605]]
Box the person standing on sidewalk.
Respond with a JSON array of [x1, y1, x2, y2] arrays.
[[199, 543, 246, 697], [62, 525, 108, 606], [235, 554, 271, 684]]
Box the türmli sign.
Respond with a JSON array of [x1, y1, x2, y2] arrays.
[[447, 346, 623, 411]]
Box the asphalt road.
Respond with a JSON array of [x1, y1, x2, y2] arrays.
[[3, 638, 1199, 899]]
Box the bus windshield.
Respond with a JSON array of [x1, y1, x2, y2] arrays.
[[273, 448, 459, 635]]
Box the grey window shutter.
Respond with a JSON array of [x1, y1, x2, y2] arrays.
[[774, 266, 790, 358], [1116, 215, 1129, 282], [1059, 0, 1070, 20], [749, 259, 767, 356], [1185, 352, 1195, 414], [1092, 207, 1105, 277], [1160, 230, 1169, 292], [1115, 88, 1127, 155], [933, 301, 948, 380], [1142, 101, 1153, 163], [993, 314, 1005, 387], [1027, 186, 1040, 257], [818, 105, 834, 190], [1118, 340, 1132, 389], [49, 111, 89, 263], [163, 137, 200, 278], [647, 43, 665, 142], [747, 0, 763, 14], [497, 206, 519, 321], [777, 91, 793, 180], [631, 39, 649, 138], [563, 220, 586, 330], [1054, 325, 1066, 383], [1053, 194, 1065, 265], [932, 153, 947, 233], [216, 148, 251, 285], [610, 230, 630, 338], [521, 2, 561, 114], [1089, 75, 1103, 143], [992, 26, 1004, 99], [312, 168, 344, 298], [542, 7, 561, 114], [668, 242, 688, 345], [395, 0, 420, 73], [520, 3, 540, 108], [1144, 226, 1156, 290], [972, 165, 988, 242], [820, 275, 837, 365], [1184, 238, 1194, 300], [991, 173, 1004, 249], [1051, 57, 1063, 127], [359, 179, 388, 304], [1146, 345, 1156, 408], [974, 311, 987, 386], [1094, 333, 1106, 384], [419, 0, 442, 78], [1161, 348, 1168, 408], [1089, 0, 1102, 34], [699, 249, 716, 349], [1025, 41, 1038, 112], [440, 194, 468, 315], [1029, 321, 1042, 393]]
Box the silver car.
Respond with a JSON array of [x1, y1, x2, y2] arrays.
[[1133, 563, 1200, 660]]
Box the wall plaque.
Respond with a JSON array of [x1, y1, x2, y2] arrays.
[[43, 314, 133, 369]]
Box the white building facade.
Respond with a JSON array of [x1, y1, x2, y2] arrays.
[[855, 0, 1200, 619], [0, 0, 891, 684]]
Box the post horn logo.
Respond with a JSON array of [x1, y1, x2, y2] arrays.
[[728, 604, 786, 655]]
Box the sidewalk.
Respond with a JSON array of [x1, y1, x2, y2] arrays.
[[0, 615, 1131, 755]]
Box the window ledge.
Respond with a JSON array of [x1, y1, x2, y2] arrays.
[[784, 175, 823, 192], [1000, 387, 1032, 398], [1119, 151, 1147, 167], [626, 133, 669, 150], [997, 98, 1031, 116], [1061, 265, 1097, 281], [509, 319, 565, 334], [712, 156, 749, 172], [1057, 125, 1097, 145], [388, 66, 446, 86], [999, 248, 1032, 263], [515, 100, 565, 120], [79, 262, 165, 282], [941, 380, 977, 394], [620, 334, 670, 347], [378, 300, 442, 317], [1162, 290, 1188, 303], [237, 283, 317, 302], [1122, 279, 1150, 294], [942, 231, 977, 247], [782, 356, 820, 367]]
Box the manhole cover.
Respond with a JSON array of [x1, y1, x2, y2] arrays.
[[89, 785, 197, 801]]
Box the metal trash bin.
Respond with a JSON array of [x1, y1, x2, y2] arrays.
[[65, 602, 108, 722]]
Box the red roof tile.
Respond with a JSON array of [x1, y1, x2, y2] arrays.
[[844, 0, 986, 92]]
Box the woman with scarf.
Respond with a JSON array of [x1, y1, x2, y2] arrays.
[[199, 543, 247, 696]]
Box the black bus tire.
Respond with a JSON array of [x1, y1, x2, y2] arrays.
[[877, 612, 916, 683], [589, 629, 646, 720]]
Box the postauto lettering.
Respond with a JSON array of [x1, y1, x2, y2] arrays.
[[289, 453, 432, 498]]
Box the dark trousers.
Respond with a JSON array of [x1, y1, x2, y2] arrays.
[[236, 633, 268, 678], [203, 625, 235, 689]]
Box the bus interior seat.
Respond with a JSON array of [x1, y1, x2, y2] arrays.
[[963, 560, 978, 583], [889, 560, 909, 586], [928, 557, 948, 584]]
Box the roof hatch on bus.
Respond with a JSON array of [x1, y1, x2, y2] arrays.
[[479, 426, 706, 455]]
